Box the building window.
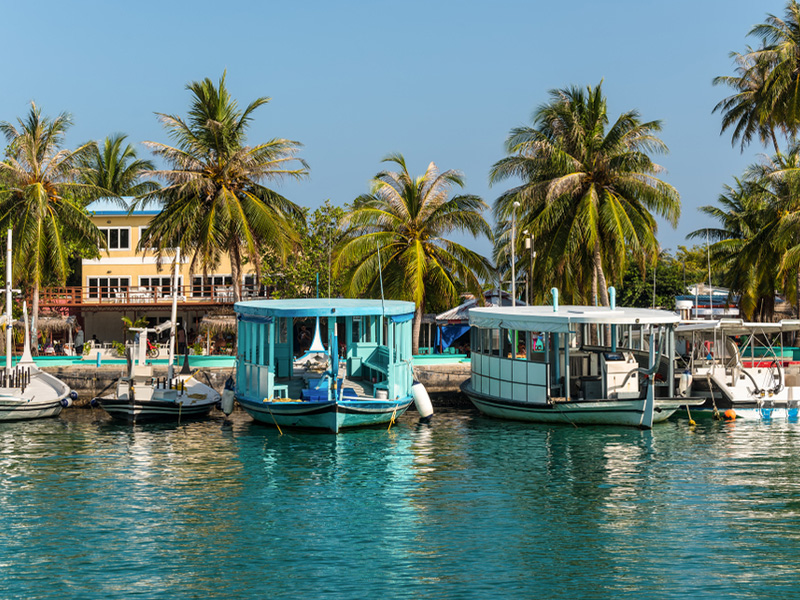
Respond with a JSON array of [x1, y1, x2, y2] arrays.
[[192, 275, 233, 298], [140, 276, 183, 298], [99, 227, 130, 250], [88, 277, 130, 299]]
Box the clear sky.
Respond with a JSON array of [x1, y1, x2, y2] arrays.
[[0, 0, 777, 259]]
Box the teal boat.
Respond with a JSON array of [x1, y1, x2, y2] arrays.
[[232, 299, 424, 433]]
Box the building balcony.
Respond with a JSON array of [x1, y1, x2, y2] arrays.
[[38, 284, 264, 311]]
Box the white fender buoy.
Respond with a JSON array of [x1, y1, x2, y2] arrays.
[[678, 369, 693, 397], [411, 381, 433, 421], [221, 389, 235, 416]]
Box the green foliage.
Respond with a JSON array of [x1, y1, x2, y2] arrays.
[[261, 200, 345, 299], [336, 154, 493, 353], [618, 252, 692, 309], [135, 72, 308, 301], [0, 102, 108, 348], [691, 147, 800, 320], [490, 82, 680, 307], [121, 315, 149, 339], [714, 1, 800, 152]]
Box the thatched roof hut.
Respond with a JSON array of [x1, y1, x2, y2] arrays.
[[199, 314, 237, 335], [15, 314, 76, 332]]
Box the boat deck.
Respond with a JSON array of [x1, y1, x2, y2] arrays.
[[277, 366, 378, 400]]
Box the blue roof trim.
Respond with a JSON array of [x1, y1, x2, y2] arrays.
[[234, 298, 415, 319]]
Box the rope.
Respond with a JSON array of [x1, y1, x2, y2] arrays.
[[387, 407, 397, 431], [266, 403, 283, 435], [705, 371, 720, 420]]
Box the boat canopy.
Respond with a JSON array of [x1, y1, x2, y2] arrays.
[[675, 319, 800, 337], [235, 299, 415, 321], [469, 305, 681, 333]]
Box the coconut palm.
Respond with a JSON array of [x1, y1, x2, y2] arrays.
[[692, 178, 780, 320], [336, 154, 493, 354], [747, 1, 800, 136], [713, 48, 782, 153], [694, 147, 800, 320], [490, 82, 680, 307], [0, 102, 107, 348], [136, 73, 308, 300], [79, 133, 159, 198]]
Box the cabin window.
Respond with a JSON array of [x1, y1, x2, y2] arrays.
[[352, 316, 361, 343], [364, 317, 373, 343], [278, 318, 288, 344]]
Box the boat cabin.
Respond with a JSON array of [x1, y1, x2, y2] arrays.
[[468, 305, 681, 404], [234, 299, 416, 403]]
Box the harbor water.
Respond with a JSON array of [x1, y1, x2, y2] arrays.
[[2, 409, 800, 599]]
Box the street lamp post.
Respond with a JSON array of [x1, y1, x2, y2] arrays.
[[511, 201, 520, 307]]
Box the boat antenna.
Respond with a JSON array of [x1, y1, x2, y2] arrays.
[[706, 229, 713, 317], [167, 247, 180, 381], [5, 229, 11, 374], [377, 239, 385, 319]]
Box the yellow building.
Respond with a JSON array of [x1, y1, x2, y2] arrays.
[[40, 201, 257, 348]]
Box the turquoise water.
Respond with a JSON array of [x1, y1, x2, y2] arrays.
[[2, 411, 800, 599]]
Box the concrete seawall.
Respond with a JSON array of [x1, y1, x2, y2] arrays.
[[43, 361, 471, 408]]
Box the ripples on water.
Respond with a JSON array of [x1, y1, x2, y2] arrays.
[[1, 409, 800, 599]]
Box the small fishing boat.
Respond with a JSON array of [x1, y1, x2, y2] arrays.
[[231, 299, 431, 433], [0, 229, 72, 421], [0, 306, 73, 421], [94, 249, 220, 423], [461, 289, 703, 428], [675, 318, 800, 420]]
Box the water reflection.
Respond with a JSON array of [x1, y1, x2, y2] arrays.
[[2, 410, 800, 598]]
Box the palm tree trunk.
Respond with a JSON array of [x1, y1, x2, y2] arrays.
[[32, 283, 39, 356], [412, 302, 422, 356], [593, 241, 610, 307], [231, 244, 242, 303]]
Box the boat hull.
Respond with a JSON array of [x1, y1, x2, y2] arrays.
[[462, 380, 655, 428], [97, 397, 217, 423], [0, 369, 71, 422], [237, 396, 414, 433], [0, 397, 63, 421], [97, 376, 221, 424]]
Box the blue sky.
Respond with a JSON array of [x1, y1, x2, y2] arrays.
[[0, 0, 777, 259]]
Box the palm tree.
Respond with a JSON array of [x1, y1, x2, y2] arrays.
[[747, 1, 800, 136], [694, 147, 800, 320], [0, 102, 107, 348], [136, 73, 308, 300], [490, 82, 680, 307], [713, 48, 782, 153], [692, 178, 780, 320], [80, 133, 159, 198], [336, 154, 493, 354]]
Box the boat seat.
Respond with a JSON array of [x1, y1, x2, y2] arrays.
[[373, 381, 388, 391], [273, 384, 288, 399]]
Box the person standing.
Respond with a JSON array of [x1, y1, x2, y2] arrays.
[[177, 327, 186, 355], [74, 325, 85, 356]]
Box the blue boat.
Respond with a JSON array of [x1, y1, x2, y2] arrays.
[[232, 299, 418, 433]]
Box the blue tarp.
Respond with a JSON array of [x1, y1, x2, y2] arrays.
[[438, 324, 470, 351]]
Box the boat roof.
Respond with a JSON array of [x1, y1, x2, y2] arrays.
[[234, 298, 415, 319], [469, 305, 680, 332], [675, 319, 800, 336]]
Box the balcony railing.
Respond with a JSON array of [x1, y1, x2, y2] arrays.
[[38, 284, 265, 307]]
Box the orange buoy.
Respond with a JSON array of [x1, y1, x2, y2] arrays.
[[724, 409, 737, 420]]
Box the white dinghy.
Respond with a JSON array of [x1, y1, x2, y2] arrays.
[[0, 229, 72, 421]]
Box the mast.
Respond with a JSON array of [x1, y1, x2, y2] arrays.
[[5, 229, 10, 373], [167, 247, 180, 381]]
